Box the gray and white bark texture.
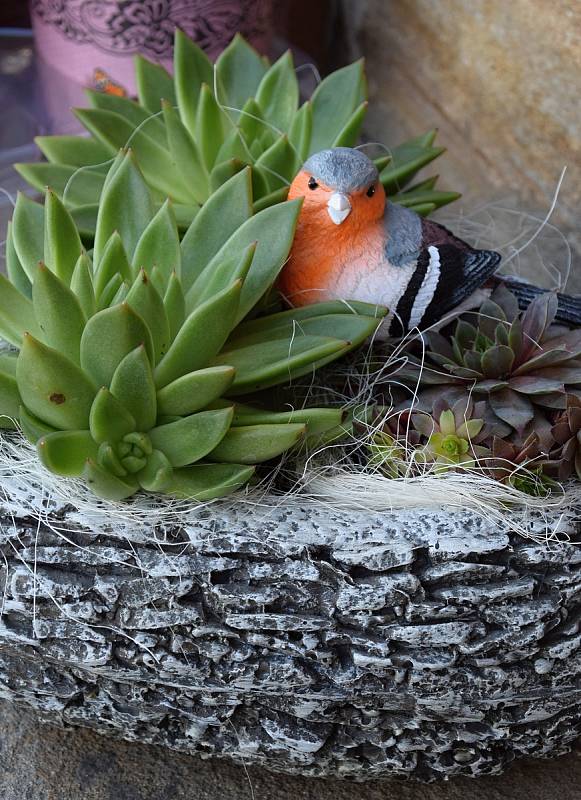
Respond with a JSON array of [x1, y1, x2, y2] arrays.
[[0, 497, 580, 782]]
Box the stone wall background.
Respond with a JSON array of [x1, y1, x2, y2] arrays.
[[339, 0, 581, 289]]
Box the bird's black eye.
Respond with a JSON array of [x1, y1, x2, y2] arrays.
[[308, 177, 318, 190], [366, 184, 376, 198]]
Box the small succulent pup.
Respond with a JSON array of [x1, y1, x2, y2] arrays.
[[279, 147, 581, 335]]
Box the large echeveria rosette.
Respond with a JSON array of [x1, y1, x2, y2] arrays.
[[15, 31, 459, 237], [0, 151, 384, 501]]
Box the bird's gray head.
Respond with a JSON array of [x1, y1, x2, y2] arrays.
[[302, 147, 378, 193]]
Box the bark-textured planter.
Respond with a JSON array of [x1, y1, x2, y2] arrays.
[[0, 489, 580, 781]]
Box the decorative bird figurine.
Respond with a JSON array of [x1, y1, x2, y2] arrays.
[[279, 147, 581, 335]]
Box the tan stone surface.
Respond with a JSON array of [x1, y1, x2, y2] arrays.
[[341, 0, 581, 288]]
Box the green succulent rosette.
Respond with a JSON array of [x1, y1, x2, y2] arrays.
[[0, 152, 385, 501], [15, 31, 459, 238]]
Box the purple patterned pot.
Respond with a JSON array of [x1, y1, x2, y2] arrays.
[[30, 0, 274, 131]]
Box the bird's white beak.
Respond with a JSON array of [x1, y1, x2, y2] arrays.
[[327, 192, 351, 225]]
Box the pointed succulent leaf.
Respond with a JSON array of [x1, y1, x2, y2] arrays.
[[157, 366, 235, 416], [70, 252, 96, 319], [237, 97, 267, 143], [174, 28, 214, 137], [162, 100, 210, 205], [250, 165, 270, 200], [37, 430, 98, 476], [125, 269, 170, 363], [477, 299, 506, 341], [209, 158, 247, 193], [162, 463, 254, 501], [491, 284, 520, 321], [228, 311, 381, 350], [149, 407, 233, 468], [203, 198, 302, 322], [97, 273, 124, 310], [134, 55, 176, 113], [94, 231, 132, 297], [11, 192, 45, 283], [456, 419, 484, 440], [155, 281, 241, 388], [180, 168, 253, 292], [232, 300, 387, 341], [541, 328, 581, 357], [86, 89, 167, 145], [495, 323, 509, 346], [255, 51, 299, 132], [188, 242, 256, 309], [489, 387, 535, 431], [289, 101, 313, 163], [215, 128, 251, 164], [430, 329, 457, 359], [74, 108, 190, 203], [0, 356, 20, 428], [93, 150, 155, 265], [35, 134, 112, 167], [14, 162, 106, 208], [209, 422, 305, 464], [110, 345, 157, 431], [509, 376, 564, 395], [195, 83, 230, 171], [17, 334, 96, 429], [0, 273, 41, 347], [216, 34, 268, 112], [521, 292, 558, 358], [403, 202, 437, 217], [438, 409, 456, 435], [513, 347, 576, 374], [83, 458, 139, 500], [380, 136, 446, 193], [393, 190, 461, 211], [89, 387, 136, 444], [33, 263, 85, 363], [216, 336, 350, 394], [6, 221, 32, 298], [309, 60, 366, 154], [253, 186, 290, 213], [231, 405, 345, 437], [255, 135, 300, 190], [164, 273, 186, 342], [70, 203, 99, 238], [137, 448, 174, 492], [132, 199, 181, 287], [80, 303, 154, 387], [19, 405, 57, 444], [332, 101, 368, 148], [481, 345, 514, 379], [535, 365, 581, 384]]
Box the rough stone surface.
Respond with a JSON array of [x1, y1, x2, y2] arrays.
[[340, 0, 581, 285], [0, 494, 580, 782], [1, 700, 581, 800]]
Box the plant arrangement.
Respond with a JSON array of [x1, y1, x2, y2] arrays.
[[366, 285, 581, 494], [14, 31, 459, 239], [0, 152, 384, 501]]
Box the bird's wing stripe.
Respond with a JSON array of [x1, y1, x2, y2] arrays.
[[408, 246, 441, 330], [390, 249, 429, 336]]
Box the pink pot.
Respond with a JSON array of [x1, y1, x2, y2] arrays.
[[30, 0, 274, 132]]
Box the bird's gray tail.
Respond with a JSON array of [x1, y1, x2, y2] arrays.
[[494, 276, 581, 327]]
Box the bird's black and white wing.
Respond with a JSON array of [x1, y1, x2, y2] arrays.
[[386, 207, 501, 335]]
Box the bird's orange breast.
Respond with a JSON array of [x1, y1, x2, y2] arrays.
[[279, 172, 386, 307]]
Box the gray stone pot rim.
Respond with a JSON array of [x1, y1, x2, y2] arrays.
[[0, 462, 580, 782]]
